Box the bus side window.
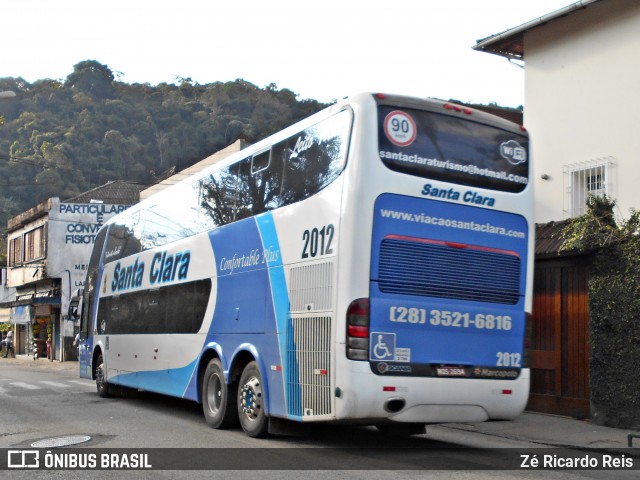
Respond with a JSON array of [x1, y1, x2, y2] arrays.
[[197, 110, 350, 228], [81, 271, 95, 336], [200, 164, 241, 227], [82, 226, 108, 336], [248, 149, 272, 216], [251, 149, 270, 174], [235, 159, 253, 222]]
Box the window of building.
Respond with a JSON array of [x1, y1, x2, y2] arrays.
[[24, 226, 46, 262], [564, 157, 615, 217], [9, 237, 22, 267]]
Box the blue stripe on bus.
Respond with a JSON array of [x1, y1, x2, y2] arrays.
[[255, 213, 301, 420], [154, 214, 295, 418], [111, 360, 197, 397]]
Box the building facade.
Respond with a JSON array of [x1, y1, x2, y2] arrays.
[[473, 0, 640, 420], [3, 181, 141, 360], [0, 264, 16, 325], [474, 0, 640, 223]]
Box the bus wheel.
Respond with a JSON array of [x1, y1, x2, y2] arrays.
[[238, 361, 268, 437], [202, 358, 237, 428], [95, 354, 112, 398]]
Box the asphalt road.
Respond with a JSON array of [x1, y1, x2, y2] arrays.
[[0, 364, 636, 479]]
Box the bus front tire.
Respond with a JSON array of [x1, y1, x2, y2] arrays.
[[95, 354, 112, 398], [238, 361, 268, 437], [202, 358, 237, 429]]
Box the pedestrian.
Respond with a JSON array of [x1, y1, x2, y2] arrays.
[[0, 332, 6, 356], [2, 329, 13, 358]]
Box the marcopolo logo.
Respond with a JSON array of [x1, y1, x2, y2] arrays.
[[500, 140, 527, 165]]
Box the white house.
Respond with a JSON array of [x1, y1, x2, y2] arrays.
[[474, 0, 640, 223]]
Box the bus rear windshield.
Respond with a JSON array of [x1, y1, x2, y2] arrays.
[[378, 106, 529, 193]]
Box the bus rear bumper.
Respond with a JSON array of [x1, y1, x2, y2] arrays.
[[335, 365, 530, 424], [387, 404, 489, 424]]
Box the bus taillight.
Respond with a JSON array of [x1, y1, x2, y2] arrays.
[[347, 298, 370, 361]]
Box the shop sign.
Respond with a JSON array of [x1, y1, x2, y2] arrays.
[[11, 305, 32, 324], [35, 304, 53, 316]]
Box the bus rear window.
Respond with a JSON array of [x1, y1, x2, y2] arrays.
[[378, 106, 529, 193]]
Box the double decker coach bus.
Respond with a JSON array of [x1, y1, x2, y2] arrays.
[[74, 93, 532, 437]]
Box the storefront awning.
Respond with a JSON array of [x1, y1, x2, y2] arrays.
[[0, 296, 61, 308], [33, 296, 61, 305]]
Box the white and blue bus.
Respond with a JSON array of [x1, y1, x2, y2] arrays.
[[75, 93, 532, 437]]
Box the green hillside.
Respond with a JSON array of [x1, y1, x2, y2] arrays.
[[0, 60, 328, 260]]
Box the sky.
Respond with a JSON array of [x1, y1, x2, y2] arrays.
[[2, 0, 574, 107]]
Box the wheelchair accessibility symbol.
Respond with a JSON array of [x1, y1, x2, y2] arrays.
[[370, 332, 396, 361]]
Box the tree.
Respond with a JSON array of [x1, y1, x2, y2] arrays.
[[561, 196, 640, 429], [64, 60, 115, 98], [560, 196, 637, 252]]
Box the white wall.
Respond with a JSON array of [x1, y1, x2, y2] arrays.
[[524, 0, 640, 223], [0, 267, 16, 304], [46, 199, 129, 314]]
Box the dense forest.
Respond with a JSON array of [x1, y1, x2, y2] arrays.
[[0, 60, 328, 259]]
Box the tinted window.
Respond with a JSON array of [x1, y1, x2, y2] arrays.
[[199, 162, 243, 226], [88, 227, 108, 271], [104, 221, 143, 264], [103, 109, 352, 257], [270, 112, 350, 206], [378, 106, 529, 193], [251, 149, 271, 174], [82, 227, 109, 335], [198, 108, 351, 226], [97, 279, 211, 334]]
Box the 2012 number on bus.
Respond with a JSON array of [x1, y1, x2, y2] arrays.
[[302, 224, 334, 258]]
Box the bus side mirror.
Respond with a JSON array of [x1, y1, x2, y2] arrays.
[[68, 289, 84, 321]]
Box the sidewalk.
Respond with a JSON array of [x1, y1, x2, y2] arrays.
[[439, 411, 639, 452], [0, 353, 78, 372], [1, 353, 638, 451]]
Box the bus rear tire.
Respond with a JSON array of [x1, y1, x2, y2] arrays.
[[238, 361, 268, 438], [95, 354, 113, 398], [202, 358, 237, 429]]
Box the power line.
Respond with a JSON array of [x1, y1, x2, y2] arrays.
[[0, 182, 61, 187], [0, 154, 42, 168], [0, 153, 82, 172]]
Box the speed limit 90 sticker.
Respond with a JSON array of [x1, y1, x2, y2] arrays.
[[383, 110, 417, 147]]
